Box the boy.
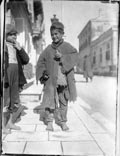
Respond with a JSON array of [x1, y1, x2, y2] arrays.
[[36, 21, 78, 131], [3, 24, 29, 133]]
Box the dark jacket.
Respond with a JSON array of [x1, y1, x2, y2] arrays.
[[4, 44, 29, 88]]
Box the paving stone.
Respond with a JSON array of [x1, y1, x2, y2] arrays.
[[49, 130, 93, 141], [36, 124, 48, 132], [92, 133, 115, 156], [4, 131, 48, 141], [20, 95, 39, 102], [62, 141, 104, 155], [21, 83, 43, 95], [24, 141, 62, 155], [22, 102, 40, 109], [2, 141, 26, 154], [67, 108, 83, 122], [21, 109, 39, 118], [17, 116, 41, 125], [13, 125, 36, 132], [66, 123, 90, 133], [66, 106, 91, 132]]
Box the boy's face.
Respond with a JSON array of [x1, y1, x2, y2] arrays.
[[51, 29, 63, 44], [6, 33, 17, 43]]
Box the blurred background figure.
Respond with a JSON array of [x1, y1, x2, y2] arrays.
[[83, 55, 93, 82]]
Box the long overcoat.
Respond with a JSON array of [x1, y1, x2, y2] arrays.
[[36, 41, 78, 109]]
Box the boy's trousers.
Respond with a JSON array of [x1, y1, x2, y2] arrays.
[[5, 64, 19, 113], [41, 85, 69, 125]]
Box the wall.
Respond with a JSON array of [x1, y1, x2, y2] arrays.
[[91, 28, 118, 76], [6, 1, 35, 79]]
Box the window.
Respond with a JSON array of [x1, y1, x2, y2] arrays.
[[88, 36, 91, 45], [106, 43, 110, 61], [97, 25, 103, 32], [100, 48, 102, 62], [106, 51, 110, 60], [93, 52, 96, 64], [107, 43, 110, 49]]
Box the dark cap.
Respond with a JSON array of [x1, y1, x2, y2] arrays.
[[50, 21, 64, 33], [6, 24, 18, 36]]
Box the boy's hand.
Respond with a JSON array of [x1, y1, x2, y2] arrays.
[[14, 42, 22, 50], [39, 71, 49, 84], [55, 50, 62, 58], [54, 50, 62, 61]]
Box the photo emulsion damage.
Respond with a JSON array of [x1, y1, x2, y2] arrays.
[[1, 0, 119, 156]]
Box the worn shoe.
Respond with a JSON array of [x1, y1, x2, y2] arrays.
[[60, 122, 69, 131], [6, 123, 21, 130], [2, 128, 11, 134], [46, 122, 54, 131]]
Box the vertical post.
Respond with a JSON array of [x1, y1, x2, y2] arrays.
[[116, 4, 120, 156], [0, 0, 6, 153]]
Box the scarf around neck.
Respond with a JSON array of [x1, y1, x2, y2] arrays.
[[51, 39, 63, 50]]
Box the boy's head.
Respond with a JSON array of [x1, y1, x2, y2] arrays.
[[50, 21, 64, 34], [50, 21, 64, 44], [6, 24, 18, 43]]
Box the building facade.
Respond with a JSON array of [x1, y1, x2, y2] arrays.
[[77, 11, 118, 76], [77, 21, 92, 72], [91, 26, 118, 76]]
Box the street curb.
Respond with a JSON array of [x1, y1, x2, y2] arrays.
[[70, 97, 106, 133]]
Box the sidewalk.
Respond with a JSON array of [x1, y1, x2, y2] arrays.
[[2, 81, 115, 156]]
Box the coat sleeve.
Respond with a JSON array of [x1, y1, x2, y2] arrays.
[[17, 48, 29, 65], [36, 51, 46, 82]]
